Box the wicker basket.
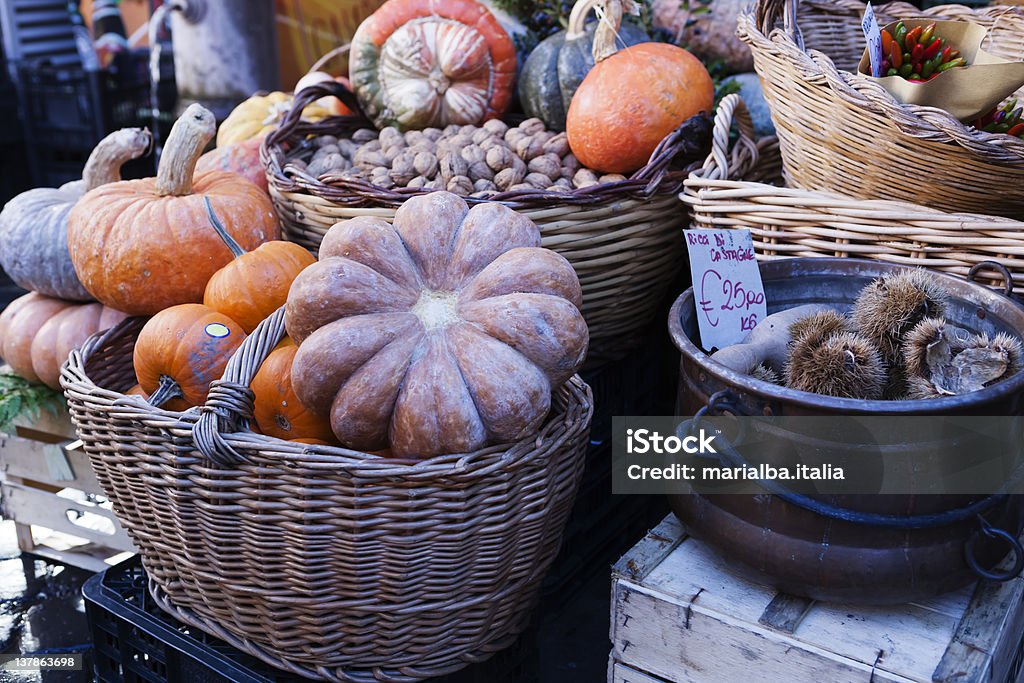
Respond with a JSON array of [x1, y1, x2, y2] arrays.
[[61, 308, 593, 682], [261, 81, 712, 364], [682, 94, 1024, 290], [737, 0, 1024, 218]]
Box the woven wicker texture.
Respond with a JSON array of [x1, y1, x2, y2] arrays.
[[262, 81, 713, 364], [61, 307, 593, 682], [682, 94, 1024, 290], [738, 0, 1024, 218]]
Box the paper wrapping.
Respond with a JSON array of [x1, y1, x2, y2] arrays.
[[858, 19, 1024, 121]]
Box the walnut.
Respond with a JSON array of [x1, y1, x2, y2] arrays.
[[600, 173, 628, 184], [548, 184, 571, 193], [554, 177, 573, 189], [524, 172, 552, 188], [390, 156, 416, 185], [473, 178, 497, 193], [468, 161, 494, 182], [494, 166, 526, 191], [337, 139, 359, 158], [315, 135, 338, 148], [383, 144, 404, 164], [443, 124, 461, 137], [352, 129, 377, 143], [424, 177, 444, 190], [461, 145, 485, 165], [519, 118, 546, 136], [470, 190, 496, 199], [483, 118, 509, 136], [379, 126, 403, 148], [459, 124, 477, 136], [446, 175, 473, 195], [353, 147, 387, 168], [504, 128, 525, 147], [511, 155, 527, 175], [404, 130, 425, 146], [439, 152, 469, 183], [409, 141, 435, 155], [508, 182, 534, 192], [573, 168, 599, 188], [528, 153, 562, 181], [471, 128, 494, 145], [413, 151, 439, 178], [372, 175, 396, 189], [561, 153, 581, 177], [479, 137, 502, 151], [486, 146, 515, 172], [422, 128, 443, 141], [407, 176, 428, 189], [543, 132, 570, 158], [515, 135, 545, 161]]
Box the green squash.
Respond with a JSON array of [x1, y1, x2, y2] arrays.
[[518, 0, 648, 131]]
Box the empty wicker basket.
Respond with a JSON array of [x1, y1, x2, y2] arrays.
[[61, 308, 593, 682], [738, 0, 1024, 218]]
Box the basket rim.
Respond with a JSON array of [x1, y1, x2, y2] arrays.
[[739, 0, 1024, 166], [60, 314, 594, 478]]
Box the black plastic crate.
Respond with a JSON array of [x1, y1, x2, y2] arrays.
[[84, 557, 537, 683]]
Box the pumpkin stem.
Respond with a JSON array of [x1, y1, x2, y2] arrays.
[[204, 196, 246, 258], [155, 103, 217, 197], [566, 0, 602, 40], [82, 128, 153, 192], [592, 0, 629, 63], [147, 374, 184, 408]]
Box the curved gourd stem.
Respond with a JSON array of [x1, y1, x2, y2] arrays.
[[592, 0, 627, 63], [155, 103, 217, 196], [147, 374, 184, 408], [82, 128, 153, 192], [204, 196, 246, 258], [566, 0, 603, 40]]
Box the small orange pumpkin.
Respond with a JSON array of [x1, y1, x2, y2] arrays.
[[202, 198, 316, 334], [566, 7, 714, 174], [67, 104, 280, 316], [30, 302, 130, 389], [133, 303, 245, 408], [251, 339, 335, 442]]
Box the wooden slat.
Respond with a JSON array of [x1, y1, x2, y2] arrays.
[[0, 482, 134, 553], [609, 660, 670, 683], [0, 434, 103, 492], [759, 593, 815, 633], [611, 516, 687, 583]]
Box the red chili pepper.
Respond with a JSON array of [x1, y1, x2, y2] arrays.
[[1008, 123, 1024, 137], [889, 41, 903, 69], [922, 37, 943, 61], [911, 43, 925, 64], [940, 45, 953, 63], [905, 25, 923, 50]]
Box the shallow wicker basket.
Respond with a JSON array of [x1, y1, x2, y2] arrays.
[[261, 81, 712, 364], [682, 94, 1024, 290], [738, 0, 1024, 218], [61, 308, 593, 683]]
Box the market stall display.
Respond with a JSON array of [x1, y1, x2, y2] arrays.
[[737, 0, 1024, 217]]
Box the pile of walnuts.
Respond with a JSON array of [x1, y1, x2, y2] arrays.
[[295, 118, 629, 197]]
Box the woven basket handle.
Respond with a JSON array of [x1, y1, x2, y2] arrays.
[[191, 307, 288, 467], [631, 113, 713, 194], [756, 0, 805, 51], [690, 94, 760, 182], [263, 68, 365, 150]]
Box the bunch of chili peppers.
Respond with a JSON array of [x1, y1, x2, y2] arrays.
[[974, 99, 1024, 139], [880, 22, 967, 82]]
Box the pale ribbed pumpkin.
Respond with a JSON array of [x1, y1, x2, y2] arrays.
[[30, 302, 130, 389], [67, 104, 279, 316], [215, 92, 331, 147], [349, 0, 517, 130], [0, 128, 151, 300], [0, 293, 74, 384], [285, 191, 589, 458]]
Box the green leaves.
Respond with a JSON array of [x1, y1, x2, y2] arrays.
[[0, 372, 63, 435]]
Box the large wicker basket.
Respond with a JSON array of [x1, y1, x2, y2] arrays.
[[61, 308, 593, 682], [261, 81, 712, 364], [738, 0, 1024, 218], [682, 94, 1024, 290]]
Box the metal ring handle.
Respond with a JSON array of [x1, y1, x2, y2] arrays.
[[967, 261, 1015, 298], [965, 517, 1024, 582]]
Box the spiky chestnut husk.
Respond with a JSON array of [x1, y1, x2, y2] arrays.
[[902, 317, 957, 380], [984, 332, 1023, 377], [787, 330, 887, 400], [905, 375, 943, 400], [788, 309, 849, 346], [852, 269, 950, 363], [751, 363, 782, 385]]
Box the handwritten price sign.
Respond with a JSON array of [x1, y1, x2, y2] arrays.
[[684, 229, 767, 350]]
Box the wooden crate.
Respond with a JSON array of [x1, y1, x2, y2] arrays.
[[609, 516, 1024, 683], [0, 401, 134, 571]]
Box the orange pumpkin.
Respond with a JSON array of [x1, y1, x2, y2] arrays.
[[202, 199, 316, 333], [566, 18, 714, 174], [195, 137, 268, 193], [251, 340, 335, 441], [30, 302, 130, 389], [133, 304, 245, 407], [67, 104, 280, 316], [0, 293, 74, 383]]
